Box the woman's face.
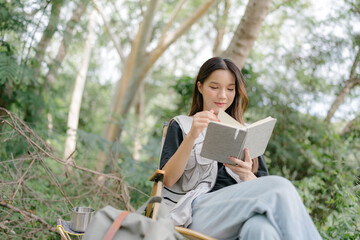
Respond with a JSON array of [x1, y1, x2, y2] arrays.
[[197, 69, 236, 114]]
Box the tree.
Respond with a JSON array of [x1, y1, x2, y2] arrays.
[[97, 0, 218, 171], [223, 0, 273, 69], [340, 114, 360, 135], [64, 10, 97, 164], [212, 0, 230, 56], [45, 0, 88, 85], [33, 0, 64, 79], [325, 46, 360, 122]]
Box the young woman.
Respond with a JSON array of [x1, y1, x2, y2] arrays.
[[160, 57, 322, 240]]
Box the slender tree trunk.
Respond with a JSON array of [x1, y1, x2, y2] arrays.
[[64, 10, 97, 164], [325, 78, 360, 122], [133, 84, 145, 161], [213, 0, 230, 56], [325, 47, 360, 122], [97, 0, 218, 171], [223, 0, 273, 69], [34, 0, 64, 78], [46, 112, 53, 144], [45, 1, 88, 85], [114, 0, 218, 129], [96, 0, 162, 171], [340, 114, 360, 135], [92, 0, 125, 63]]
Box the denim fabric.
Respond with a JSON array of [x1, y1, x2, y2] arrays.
[[188, 176, 322, 240]]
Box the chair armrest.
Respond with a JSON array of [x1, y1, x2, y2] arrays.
[[175, 226, 217, 240], [149, 169, 165, 182]]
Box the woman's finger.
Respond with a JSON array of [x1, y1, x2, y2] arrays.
[[244, 148, 252, 164], [228, 156, 252, 170], [228, 156, 242, 165]]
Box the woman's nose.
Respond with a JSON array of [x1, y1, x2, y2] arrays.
[[218, 89, 226, 99]]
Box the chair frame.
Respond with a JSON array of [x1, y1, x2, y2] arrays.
[[147, 169, 216, 240]]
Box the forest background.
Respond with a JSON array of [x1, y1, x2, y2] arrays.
[[0, 0, 359, 239]]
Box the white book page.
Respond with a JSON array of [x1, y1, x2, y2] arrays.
[[247, 116, 275, 128], [217, 109, 244, 128]]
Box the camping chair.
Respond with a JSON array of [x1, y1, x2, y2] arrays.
[[56, 122, 215, 240]]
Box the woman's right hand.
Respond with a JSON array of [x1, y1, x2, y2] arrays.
[[163, 109, 219, 188], [188, 110, 220, 140]]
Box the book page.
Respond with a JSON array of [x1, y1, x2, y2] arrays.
[[239, 117, 277, 160], [247, 116, 276, 128], [217, 109, 244, 128]]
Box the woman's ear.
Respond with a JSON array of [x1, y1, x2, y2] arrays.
[[197, 81, 203, 94]]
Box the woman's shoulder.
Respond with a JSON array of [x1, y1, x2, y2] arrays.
[[172, 115, 193, 123], [170, 115, 193, 134]]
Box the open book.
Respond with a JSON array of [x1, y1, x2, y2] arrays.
[[200, 109, 277, 165]]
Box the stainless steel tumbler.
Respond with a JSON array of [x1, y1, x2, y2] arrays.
[[70, 207, 95, 232]]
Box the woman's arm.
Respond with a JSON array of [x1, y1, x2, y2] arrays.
[[163, 110, 219, 187]]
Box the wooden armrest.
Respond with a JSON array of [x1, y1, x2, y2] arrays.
[[175, 226, 217, 240], [149, 169, 165, 182]]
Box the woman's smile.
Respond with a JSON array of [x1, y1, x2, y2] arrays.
[[215, 102, 226, 107]]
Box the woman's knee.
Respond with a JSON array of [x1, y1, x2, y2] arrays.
[[239, 214, 280, 240], [263, 175, 297, 193]]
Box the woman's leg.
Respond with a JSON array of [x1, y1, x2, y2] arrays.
[[188, 175, 322, 240], [239, 214, 280, 240]]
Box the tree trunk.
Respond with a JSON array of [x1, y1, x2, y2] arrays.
[[340, 114, 360, 136], [96, 0, 162, 171], [47, 112, 53, 144], [325, 47, 360, 122], [34, 0, 64, 78], [64, 10, 97, 164], [45, 1, 88, 85], [92, 0, 125, 63], [213, 0, 230, 56], [133, 84, 145, 161], [97, 0, 218, 171], [325, 78, 360, 122], [223, 0, 273, 69]]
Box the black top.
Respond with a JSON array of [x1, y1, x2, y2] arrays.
[[160, 120, 270, 192]]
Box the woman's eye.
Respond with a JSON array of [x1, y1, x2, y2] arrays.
[[228, 88, 235, 91], [210, 86, 218, 89]]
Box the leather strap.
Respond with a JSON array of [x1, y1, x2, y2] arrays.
[[103, 211, 129, 240]]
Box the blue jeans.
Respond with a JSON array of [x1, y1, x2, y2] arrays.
[[188, 176, 322, 240]]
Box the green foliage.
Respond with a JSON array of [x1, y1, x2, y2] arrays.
[[0, 51, 18, 85], [0, 1, 27, 34], [241, 65, 360, 238]]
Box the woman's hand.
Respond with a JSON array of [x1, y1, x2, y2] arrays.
[[224, 148, 257, 181], [188, 110, 219, 140], [163, 109, 219, 187]]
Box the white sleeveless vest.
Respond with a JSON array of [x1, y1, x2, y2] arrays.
[[162, 115, 242, 227]]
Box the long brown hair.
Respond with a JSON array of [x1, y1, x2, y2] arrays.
[[189, 57, 248, 124]]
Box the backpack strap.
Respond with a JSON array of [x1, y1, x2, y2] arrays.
[[102, 211, 129, 240]]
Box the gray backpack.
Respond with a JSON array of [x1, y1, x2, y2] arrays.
[[82, 197, 184, 240]]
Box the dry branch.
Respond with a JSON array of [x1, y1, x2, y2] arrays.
[[0, 107, 136, 238], [0, 201, 57, 233]]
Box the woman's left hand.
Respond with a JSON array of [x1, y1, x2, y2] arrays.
[[224, 148, 257, 181]]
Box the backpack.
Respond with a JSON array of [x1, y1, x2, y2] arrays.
[[82, 196, 184, 240]]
